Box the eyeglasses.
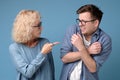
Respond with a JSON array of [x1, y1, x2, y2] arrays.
[[76, 18, 96, 25], [33, 22, 42, 28]]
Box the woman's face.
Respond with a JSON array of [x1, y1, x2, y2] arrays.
[[32, 20, 42, 39]]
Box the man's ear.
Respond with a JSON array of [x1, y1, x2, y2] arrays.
[[95, 20, 99, 27]]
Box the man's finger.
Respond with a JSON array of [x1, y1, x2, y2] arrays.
[[77, 33, 82, 39]]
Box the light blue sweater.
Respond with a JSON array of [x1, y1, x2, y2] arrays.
[[9, 38, 55, 80]]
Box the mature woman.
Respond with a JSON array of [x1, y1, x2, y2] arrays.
[[9, 10, 58, 80]]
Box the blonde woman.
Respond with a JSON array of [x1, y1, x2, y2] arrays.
[[9, 10, 59, 80]]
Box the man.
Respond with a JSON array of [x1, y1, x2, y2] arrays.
[[60, 4, 112, 80]]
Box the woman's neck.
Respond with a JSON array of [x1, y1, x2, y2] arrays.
[[24, 38, 39, 47]]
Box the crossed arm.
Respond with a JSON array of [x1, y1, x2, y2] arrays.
[[62, 34, 101, 73]]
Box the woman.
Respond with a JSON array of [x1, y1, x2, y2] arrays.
[[9, 10, 59, 80]]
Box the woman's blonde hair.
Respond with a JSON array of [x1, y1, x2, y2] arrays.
[[12, 10, 40, 43]]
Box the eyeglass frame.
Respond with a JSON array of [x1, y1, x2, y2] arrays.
[[32, 22, 42, 28], [76, 18, 96, 25]]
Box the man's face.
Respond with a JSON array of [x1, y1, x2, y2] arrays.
[[78, 12, 98, 36]]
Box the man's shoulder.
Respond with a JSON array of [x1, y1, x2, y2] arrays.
[[66, 24, 79, 34], [100, 29, 111, 40], [68, 24, 79, 30]]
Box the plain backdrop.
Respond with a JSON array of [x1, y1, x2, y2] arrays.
[[0, 0, 120, 80]]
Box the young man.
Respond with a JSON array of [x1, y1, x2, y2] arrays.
[[60, 4, 112, 80]]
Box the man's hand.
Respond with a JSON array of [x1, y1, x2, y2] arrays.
[[71, 33, 84, 51], [88, 42, 101, 54]]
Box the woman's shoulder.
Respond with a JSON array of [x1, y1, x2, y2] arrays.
[[39, 37, 49, 42], [9, 42, 20, 48], [38, 37, 50, 45], [9, 42, 22, 52]]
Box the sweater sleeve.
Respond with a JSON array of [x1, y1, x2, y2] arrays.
[[9, 44, 47, 78]]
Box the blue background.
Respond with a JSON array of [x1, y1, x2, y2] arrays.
[[0, 0, 120, 80]]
